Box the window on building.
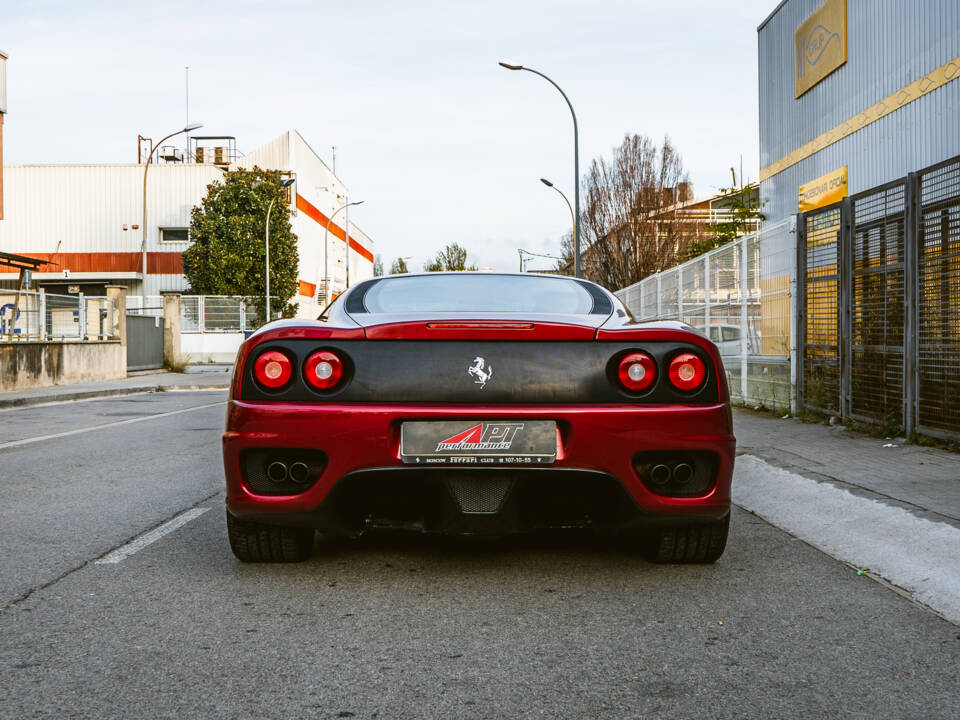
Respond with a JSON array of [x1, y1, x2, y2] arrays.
[[160, 227, 190, 243]]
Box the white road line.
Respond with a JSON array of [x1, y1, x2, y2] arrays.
[[734, 454, 960, 624], [0, 401, 225, 450], [95, 508, 210, 564]]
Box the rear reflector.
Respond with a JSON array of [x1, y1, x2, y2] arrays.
[[425, 322, 534, 330], [668, 353, 706, 391], [304, 350, 344, 390], [617, 352, 657, 392], [253, 350, 293, 390]]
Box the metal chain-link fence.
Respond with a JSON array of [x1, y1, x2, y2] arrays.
[[0, 291, 115, 341], [180, 296, 280, 333], [616, 218, 796, 410]]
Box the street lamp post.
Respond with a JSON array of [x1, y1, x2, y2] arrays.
[[322, 199, 364, 299], [539, 178, 576, 270], [141, 122, 203, 307], [264, 177, 297, 322], [499, 60, 581, 277]]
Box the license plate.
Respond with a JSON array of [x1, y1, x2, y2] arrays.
[[400, 420, 557, 465]]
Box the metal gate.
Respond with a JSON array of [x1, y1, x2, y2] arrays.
[[849, 181, 906, 427], [126, 313, 164, 371], [799, 204, 842, 416], [917, 157, 960, 437], [798, 153, 960, 440]]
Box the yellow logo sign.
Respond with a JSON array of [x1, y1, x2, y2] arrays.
[[795, 0, 847, 98], [799, 167, 848, 212]]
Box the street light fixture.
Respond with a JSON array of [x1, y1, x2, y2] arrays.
[[263, 177, 297, 323], [539, 178, 576, 271], [499, 60, 581, 277], [323, 199, 364, 298], [140, 122, 203, 306]]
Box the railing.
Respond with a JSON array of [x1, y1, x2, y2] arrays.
[[616, 218, 797, 411], [0, 290, 116, 341], [181, 295, 282, 333]]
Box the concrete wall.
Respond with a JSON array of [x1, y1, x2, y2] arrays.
[[0, 341, 125, 392]]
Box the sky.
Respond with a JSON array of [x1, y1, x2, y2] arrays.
[[3, 0, 774, 273]]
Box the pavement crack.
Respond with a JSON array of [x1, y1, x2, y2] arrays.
[[0, 491, 220, 614]]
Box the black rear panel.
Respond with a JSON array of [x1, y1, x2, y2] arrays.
[[240, 340, 719, 404]]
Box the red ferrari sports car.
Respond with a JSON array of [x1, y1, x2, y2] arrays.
[[223, 273, 734, 563]]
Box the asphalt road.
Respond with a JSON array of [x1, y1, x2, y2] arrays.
[[1, 392, 958, 719]]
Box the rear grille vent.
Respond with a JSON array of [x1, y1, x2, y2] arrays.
[[445, 476, 513, 514]]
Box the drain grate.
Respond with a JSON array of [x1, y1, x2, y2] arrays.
[[446, 476, 513, 514]]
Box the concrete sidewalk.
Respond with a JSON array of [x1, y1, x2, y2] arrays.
[[0, 368, 230, 409], [734, 408, 960, 624], [734, 409, 960, 523]]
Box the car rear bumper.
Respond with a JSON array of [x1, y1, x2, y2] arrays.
[[223, 401, 734, 531]]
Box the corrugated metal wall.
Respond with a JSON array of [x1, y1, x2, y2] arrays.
[[0, 163, 223, 296], [758, 0, 960, 224]]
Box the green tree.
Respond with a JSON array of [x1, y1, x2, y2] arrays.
[[373, 254, 384, 276], [390, 257, 410, 274], [681, 184, 764, 260], [183, 167, 299, 319], [424, 243, 476, 272]]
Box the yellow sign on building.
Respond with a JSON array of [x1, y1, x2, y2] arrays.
[[794, 0, 847, 98], [798, 166, 848, 212]]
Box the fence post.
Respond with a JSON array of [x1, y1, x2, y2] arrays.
[[704, 252, 711, 340], [797, 212, 808, 413], [161, 292, 182, 369], [839, 197, 853, 419], [656, 275, 662, 318], [105, 285, 127, 346], [903, 172, 920, 437], [78, 292, 87, 340], [38, 289, 47, 341], [677, 266, 684, 323], [740, 237, 749, 404], [788, 216, 799, 415]]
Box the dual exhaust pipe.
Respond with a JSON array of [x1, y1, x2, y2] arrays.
[[267, 460, 311, 485], [649, 462, 694, 486]]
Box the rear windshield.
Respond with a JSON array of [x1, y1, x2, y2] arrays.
[[351, 274, 608, 315]]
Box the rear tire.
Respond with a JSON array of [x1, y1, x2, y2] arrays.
[[643, 515, 729, 564], [226, 511, 315, 562]]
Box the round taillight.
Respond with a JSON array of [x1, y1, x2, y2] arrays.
[[617, 352, 657, 392], [304, 350, 344, 390], [668, 353, 706, 392], [253, 350, 292, 389]]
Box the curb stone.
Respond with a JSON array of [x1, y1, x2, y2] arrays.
[[0, 385, 228, 410]]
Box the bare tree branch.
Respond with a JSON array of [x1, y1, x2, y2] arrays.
[[580, 134, 692, 290]]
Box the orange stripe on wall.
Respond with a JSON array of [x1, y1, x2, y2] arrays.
[[296, 194, 375, 263], [148, 252, 184, 274], [16, 252, 183, 275], [298, 279, 316, 298]]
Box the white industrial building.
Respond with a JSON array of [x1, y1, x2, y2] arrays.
[[0, 129, 374, 318]]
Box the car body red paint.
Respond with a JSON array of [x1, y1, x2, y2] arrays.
[[222, 273, 735, 562]]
